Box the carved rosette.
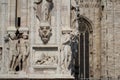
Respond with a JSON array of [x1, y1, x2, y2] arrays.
[[39, 22, 52, 44]]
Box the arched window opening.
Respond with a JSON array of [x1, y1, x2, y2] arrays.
[[74, 17, 93, 79]]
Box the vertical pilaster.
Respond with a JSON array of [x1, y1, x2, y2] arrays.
[[1, 0, 8, 73]]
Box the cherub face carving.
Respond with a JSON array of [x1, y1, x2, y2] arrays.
[[38, 26, 52, 44]]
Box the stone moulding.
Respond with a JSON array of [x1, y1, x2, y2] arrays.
[[33, 65, 57, 69]]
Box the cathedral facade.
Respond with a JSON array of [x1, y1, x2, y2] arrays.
[[0, 0, 120, 79]]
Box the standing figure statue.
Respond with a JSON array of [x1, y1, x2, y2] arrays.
[[61, 33, 71, 72], [8, 33, 19, 72], [18, 32, 29, 72], [69, 32, 78, 76], [34, 0, 54, 22]]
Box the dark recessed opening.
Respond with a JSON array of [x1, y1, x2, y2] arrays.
[[17, 17, 21, 27]]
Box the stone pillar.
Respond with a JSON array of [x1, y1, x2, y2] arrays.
[[1, 0, 8, 73]]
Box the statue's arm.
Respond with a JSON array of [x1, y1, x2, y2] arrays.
[[26, 41, 30, 56]]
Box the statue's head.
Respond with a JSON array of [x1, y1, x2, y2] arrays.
[[7, 27, 17, 40], [9, 33, 16, 40], [19, 27, 29, 39], [22, 32, 28, 39]]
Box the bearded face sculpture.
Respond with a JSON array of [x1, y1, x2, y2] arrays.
[[38, 26, 52, 44]]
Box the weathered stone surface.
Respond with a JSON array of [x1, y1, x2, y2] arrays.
[[0, 0, 120, 79]]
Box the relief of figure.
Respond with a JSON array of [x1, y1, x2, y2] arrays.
[[15, 32, 29, 72], [36, 53, 57, 65], [71, 0, 80, 29], [61, 33, 72, 72], [34, 0, 54, 22], [69, 32, 78, 75], [8, 33, 19, 72]]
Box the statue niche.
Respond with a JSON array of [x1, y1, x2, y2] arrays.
[[34, 0, 54, 22], [8, 32, 19, 72]]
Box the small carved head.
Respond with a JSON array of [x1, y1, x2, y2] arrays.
[[22, 32, 28, 39], [9, 33, 16, 40], [39, 26, 52, 44]]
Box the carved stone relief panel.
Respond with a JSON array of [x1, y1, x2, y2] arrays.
[[5, 27, 29, 73], [33, 48, 58, 66], [32, 47, 58, 74], [35, 52, 57, 65], [34, 0, 54, 22], [4, 27, 17, 73], [33, 0, 58, 45]]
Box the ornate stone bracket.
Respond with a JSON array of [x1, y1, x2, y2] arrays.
[[38, 22, 52, 44]]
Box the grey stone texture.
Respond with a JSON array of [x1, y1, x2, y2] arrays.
[[0, 0, 120, 79]]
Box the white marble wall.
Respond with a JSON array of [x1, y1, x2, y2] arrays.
[[0, 0, 120, 79]]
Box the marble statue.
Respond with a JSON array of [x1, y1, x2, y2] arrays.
[[61, 33, 72, 72], [8, 33, 19, 71], [69, 32, 78, 75], [16, 32, 29, 71], [34, 0, 54, 22]]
